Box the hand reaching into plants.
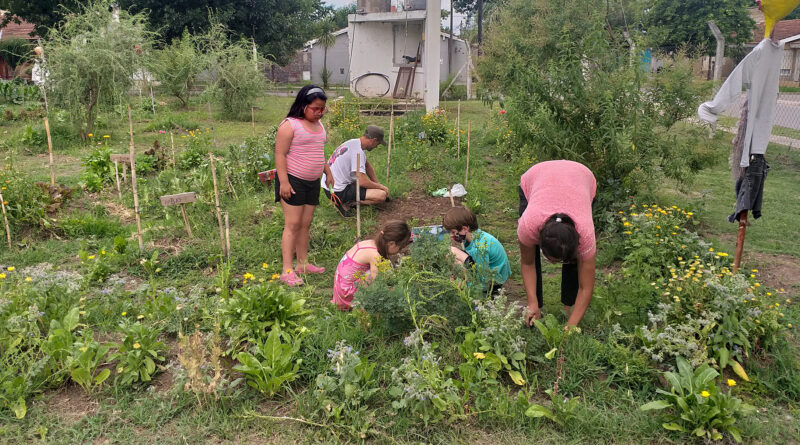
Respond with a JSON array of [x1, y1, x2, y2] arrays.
[[525, 304, 541, 325]]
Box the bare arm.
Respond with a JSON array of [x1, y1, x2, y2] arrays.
[[520, 241, 540, 325], [274, 121, 294, 199], [365, 160, 378, 182], [566, 254, 595, 327]]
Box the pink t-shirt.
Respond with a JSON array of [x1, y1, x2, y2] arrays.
[[283, 117, 327, 181], [518, 160, 597, 259]]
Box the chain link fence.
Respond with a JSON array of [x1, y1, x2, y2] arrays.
[[719, 90, 800, 150]]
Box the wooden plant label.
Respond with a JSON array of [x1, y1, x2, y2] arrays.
[[159, 192, 196, 237], [159, 192, 197, 207], [109, 154, 132, 163]]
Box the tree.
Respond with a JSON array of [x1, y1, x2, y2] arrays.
[[150, 29, 205, 108], [44, 0, 153, 138], [316, 19, 336, 89], [452, 0, 503, 43], [479, 0, 714, 208], [0, 0, 81, 38], [330, 3, 356, 29], [644, 0, 754, 54], [118, 0, 327, 65]]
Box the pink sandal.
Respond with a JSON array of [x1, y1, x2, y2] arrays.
[[296, 263, 325, 274], [279, 271, 303, 287]]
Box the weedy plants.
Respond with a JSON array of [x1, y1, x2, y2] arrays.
[[313, 340, 379, 439], [459, 293, 527, 386], [389, 329, 462, 425], [233, 326, 302, 397], [110, 321, 166, 386], [524, 388, 581, 427], [176, 323, 241, 406], [640, 356, 754, 442]]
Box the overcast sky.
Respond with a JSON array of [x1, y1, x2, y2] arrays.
[[323, 0, 469, 32]]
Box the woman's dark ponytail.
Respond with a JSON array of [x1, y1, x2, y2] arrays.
[[539, 213, 580, 262]]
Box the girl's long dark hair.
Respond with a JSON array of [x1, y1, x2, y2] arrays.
[[286, 84, 327, 119], [374, 220, 412, 259], [540, 213, 580, 262]]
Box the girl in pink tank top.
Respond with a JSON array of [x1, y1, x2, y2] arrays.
[[332, 220, 412, 310], [275, 85, 335, 287]]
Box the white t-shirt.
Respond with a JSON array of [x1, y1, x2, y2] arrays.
[[321, 138, 366, 193]]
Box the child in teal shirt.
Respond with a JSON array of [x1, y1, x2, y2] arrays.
[[443, 207, 511, 295]]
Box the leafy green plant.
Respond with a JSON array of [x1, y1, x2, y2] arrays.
[[525, 388, 581, 427], [313, 340, 379, 438], [42, 307, 81, 369], [110, 321, 166, 386], [388, 329, 462, 425], [81, 145, 113, 192], [68, 330, 111, 393], [233, 327, 302, 397], [459, 293, 527, 385], [150, 29, 206, 108], [640, 357, 754, 442], [222, 282, 312, 351]]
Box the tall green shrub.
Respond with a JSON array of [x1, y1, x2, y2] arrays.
[[478, 0, 714, 207], [151, 29, 205, 108], [45, 0, 154, 138]]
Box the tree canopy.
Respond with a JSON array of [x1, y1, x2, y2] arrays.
[[643, 0, 754, 53]]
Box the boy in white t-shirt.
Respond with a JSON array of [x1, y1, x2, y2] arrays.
[[322, 125, 390, 216]]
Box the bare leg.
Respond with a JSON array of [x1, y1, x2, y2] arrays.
[[360, 188, 388, 205], [281, 200, 304, 273], [294, 204, 316, 268]]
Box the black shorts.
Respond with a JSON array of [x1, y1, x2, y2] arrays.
[[328, 182, 367, 204], [275, 173, 321, 206]]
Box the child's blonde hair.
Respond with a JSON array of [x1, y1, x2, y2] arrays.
[[374, 220, 411, 258]]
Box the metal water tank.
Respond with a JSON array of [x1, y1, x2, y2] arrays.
[[357, 0, 391, 13], [403, 0, 427, 10]]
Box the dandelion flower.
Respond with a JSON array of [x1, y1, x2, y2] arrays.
[[262, 262, 268, 269], [133, 342, 141, 349], [6, 267, 13, 272], [25, 277, 32, 282], [716, 252, 728, 257], [88, 255, 95, 260], [88, 133, 93, 137], [243, 272, 255, 280], [789, 324, 793, 328], [103, 135, 110, 138], [137, 314, 144, 319], [473, 352, 486, 359], [700, 391, 710, 397], [121, 311, 127, 316], [727, 379, 736, 387], [0, 273, 5, 279]]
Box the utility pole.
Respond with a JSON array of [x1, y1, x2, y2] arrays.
[[477, 0, 483, 44]]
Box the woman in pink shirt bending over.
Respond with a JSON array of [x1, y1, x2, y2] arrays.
[[517, 160, 597, 327], [332, 220, 412, 310], [274, 85, 335, 286]]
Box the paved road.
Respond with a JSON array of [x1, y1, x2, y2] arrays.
[[722, 93, 800, 131]]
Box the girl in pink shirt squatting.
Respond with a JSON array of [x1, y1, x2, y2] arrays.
[[332, 220, 412, 310], [274, 85, 335, 286], [517, 160, 597, 328]]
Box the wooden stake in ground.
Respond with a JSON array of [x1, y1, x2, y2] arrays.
[[149, 84, 156, 115], [44, 117, 55, 186], [159, 192, 196, 237], [169, 132, 176, 167], [457, 100, 461, 159], [385, 106, 394, 183], [127, 106, 144, 251], [465, 120, 471, 188], [449, 189, 455, 207], [734, 211, 748, 272], [209, 153, 226, 257], [113, 161, 122, 200], [356, 153, 361, 239], [207, 102, 217, 148], [225, 212, 231, 262], [0, 191, 11, 248], [251, 107, 256, 137]]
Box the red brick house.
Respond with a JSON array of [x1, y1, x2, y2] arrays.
[[0, 13, 38, 79]]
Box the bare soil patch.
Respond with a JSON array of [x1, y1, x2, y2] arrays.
[[746, 251, 800, 293], [44, 383, 100, 424], [378, 189, 462, 226]]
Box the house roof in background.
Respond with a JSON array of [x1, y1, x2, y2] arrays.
[[0, 13, 38, 41], [751, 19, 800, 42]]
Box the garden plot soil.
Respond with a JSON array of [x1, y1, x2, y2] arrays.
[[377, 190, 462, 226], [43, 383, 100, 423], [747, 251, 800, 293]]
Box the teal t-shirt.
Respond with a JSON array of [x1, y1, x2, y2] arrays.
[[464, 229, 511, 285]]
